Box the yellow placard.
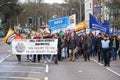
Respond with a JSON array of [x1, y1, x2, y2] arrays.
[[3, 28, 14, 43], [74, 21, 86, 32]]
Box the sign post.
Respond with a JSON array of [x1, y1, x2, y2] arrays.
[[0, 17, 2, 27]]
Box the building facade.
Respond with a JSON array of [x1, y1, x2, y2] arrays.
[[84, 0, 109, 27]]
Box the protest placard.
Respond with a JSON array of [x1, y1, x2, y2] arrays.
[[12, 39, 58, 55]]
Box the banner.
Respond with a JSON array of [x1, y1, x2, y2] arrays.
[[102, 21, 110, 34], [3, 28, 15, 44], [48, 16, 69, 33], [89, 14, 109, 34], [76, 29, 86, 36], [109, 26, 114, 35], [93, 7, 99, 13], [113, 30, 120, 34], [12, 39, 58, 55], [74, 21, 86, 32], [67, 14, 76, 29]]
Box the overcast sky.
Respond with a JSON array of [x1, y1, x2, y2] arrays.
[[19, 0, 65, 4]]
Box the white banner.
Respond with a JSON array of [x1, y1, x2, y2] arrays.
[[67, 14, 76, 29], [12, 39, 58, 55]]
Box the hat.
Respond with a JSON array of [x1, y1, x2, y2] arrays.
[[44, 28, 50, 34]]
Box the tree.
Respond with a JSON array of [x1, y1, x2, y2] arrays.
[[0, 0, 23, 26], [106, 0, 120, 27], [63, 0, 84, 23]]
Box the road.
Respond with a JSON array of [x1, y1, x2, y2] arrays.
[[0, 41, 120, 80], [48, 58, 120, 80]]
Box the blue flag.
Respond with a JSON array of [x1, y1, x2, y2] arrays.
[[89, 14, 109, 34], [48, 16, 69, 33], [109, 25, 114, 35]]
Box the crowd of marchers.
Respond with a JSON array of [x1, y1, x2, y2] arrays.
[[14, 28, 120, 67]]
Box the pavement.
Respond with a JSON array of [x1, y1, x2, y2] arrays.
[[0, 41, 120, 80]]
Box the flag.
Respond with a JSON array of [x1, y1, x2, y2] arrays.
[[109, 25, 114, 35], [102, 21, 110, 34], [3, 28, 15, 44], [74, 21, 86, 32], [48, 16, 69, 33], [89, 14, 109, 34]]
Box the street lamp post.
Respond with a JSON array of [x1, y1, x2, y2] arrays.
[[72, 8, 80, 22]]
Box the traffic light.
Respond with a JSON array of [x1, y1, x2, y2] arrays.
[[28, 17, 33, 26]]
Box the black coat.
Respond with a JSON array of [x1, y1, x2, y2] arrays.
[[110, 39, 119, 50], [68, 38, 76, 49]]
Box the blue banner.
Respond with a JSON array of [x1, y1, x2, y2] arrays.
[[93, 7, 99, 13], [48, 16, 69, 32], [114, 30, 120, 34], [102, 21, 110, 34], [109, 26, 114, 35], [89, 14, 109, 34]]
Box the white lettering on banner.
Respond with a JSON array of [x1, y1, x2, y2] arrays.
[[92, 24, 106, 32], [12, 39, 58, 55], [54, 20, 63, 25]]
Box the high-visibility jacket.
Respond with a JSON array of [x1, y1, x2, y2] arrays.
[[14, 34, 24, 39]]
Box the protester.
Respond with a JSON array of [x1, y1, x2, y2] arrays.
[[14, 29, 24, 63], [54, 33, 62, 64], [89, 33, 96, 57], [68, 32, 76, 62], [118, 35, 120, 59], [32, 33, 41, 63], [96, 33, 103, 63], [101, 34, 111, 67], [76, 35, 82, 58], [26, 31, 32, 61], [61, 35, 68, 59], [57, 33, 62, 61], [82, 33, 90, 61], [111, 35, 119, 60], [43, 30, 51, 63]]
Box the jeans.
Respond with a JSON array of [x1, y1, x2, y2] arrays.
[[44, 55, 51, 62], [112, 48, 117, 60], [90, 44, 95, 56], [27, 55, 32, 60], [61, 47, 68, 58]]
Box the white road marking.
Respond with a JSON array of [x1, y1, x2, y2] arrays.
[[0, 71, 42, 74], [0, 65, 45, 69], [45, 77, 48, 80], [46, 64, 49, 73], [91, 59, 103, 66], [0, 77, 40, 80], [78, 70, 83, 73], [91, 58, 120, 77], [106, 67, 120, 77], [0, 54, 11, 63]]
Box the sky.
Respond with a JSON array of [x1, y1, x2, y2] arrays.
[[19, 0, 65, 4], [44, 0, 65, 4]]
